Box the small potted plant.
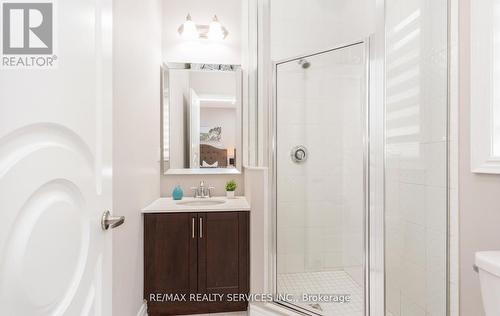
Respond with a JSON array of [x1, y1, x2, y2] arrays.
[[225, 179, 237, 199]]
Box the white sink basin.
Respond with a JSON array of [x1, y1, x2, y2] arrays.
[[176, 199, 227, 207], [141, 197, 250, 213]]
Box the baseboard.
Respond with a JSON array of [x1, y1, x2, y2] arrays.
[[137, 300, 148, 316]]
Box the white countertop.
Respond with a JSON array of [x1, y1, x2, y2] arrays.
[[141, 196, 250, 213]]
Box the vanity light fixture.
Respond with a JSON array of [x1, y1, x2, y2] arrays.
[[207, 15, 226, 40], [177, 14, 229, 40], [178, 14, 198, 40]]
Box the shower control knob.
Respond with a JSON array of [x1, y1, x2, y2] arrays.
[[291, 145, 308, 163], [295, 149, 305, 160]]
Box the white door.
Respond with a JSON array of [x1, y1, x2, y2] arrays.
[[0, 0, 114, 315], [190, 88, 201, 168]]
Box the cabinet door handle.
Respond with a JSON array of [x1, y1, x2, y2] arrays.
[[192, 217, 195, 239], [199, 217, 203, 238]]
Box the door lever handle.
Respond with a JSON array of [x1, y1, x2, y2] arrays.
[[101, 210, 125, 230]]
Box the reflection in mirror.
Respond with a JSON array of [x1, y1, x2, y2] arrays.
[[161, 63, 242, 175]]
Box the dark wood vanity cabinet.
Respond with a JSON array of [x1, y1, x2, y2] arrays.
[[144, 212, 249, 316], [144, 213, 198, 300]]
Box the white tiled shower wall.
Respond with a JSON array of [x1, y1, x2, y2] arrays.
[[270, 0, 376, 291], [385, 0, 450, 315], [269, 0, 455, 314], [275, 45, 366, 286]]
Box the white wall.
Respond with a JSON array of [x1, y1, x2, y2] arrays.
[[112, 0, 162, 315], [162, 0, 242, 64], [269, 0, 375, 61], [459, 0, 500, 314], [161, 174, 244, 197], [244, 167, 269, 295], [161, 0, 245, 197]]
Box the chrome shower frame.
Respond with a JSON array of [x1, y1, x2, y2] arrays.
[[269, 39, 372, 316]]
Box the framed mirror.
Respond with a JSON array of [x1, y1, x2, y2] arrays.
[[161, 63, 242, 175]]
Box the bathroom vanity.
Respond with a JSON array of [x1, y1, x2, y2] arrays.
[[142, 197, 250, 316], [150, 61, 250, 315]]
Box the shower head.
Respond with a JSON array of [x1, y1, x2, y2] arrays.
[[298, 58, 311, 69]]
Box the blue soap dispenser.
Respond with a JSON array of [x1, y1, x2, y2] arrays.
[[172, 185, 183, 200]]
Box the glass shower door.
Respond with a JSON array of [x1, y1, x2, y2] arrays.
[[274, 42, 368, 316]]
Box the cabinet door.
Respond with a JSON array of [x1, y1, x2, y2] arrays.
[[198, 212, 249, 310], [144, 213, 198, 313]]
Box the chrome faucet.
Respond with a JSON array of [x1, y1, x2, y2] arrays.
[[191, 181, 215, 198]]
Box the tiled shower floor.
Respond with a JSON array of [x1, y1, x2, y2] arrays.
[[277, 270, 363, 316]]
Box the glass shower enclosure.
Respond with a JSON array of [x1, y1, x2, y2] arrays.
[[273, 41, 369, 316]]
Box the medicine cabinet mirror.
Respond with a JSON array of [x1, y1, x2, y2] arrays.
[[161, 63, 243, 175]]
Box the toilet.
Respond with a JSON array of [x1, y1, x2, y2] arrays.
[[476, 251, 500, 316]]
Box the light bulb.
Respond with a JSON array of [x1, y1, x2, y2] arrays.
[[207, 15, 225, 40], [179, 14, 198, 40]]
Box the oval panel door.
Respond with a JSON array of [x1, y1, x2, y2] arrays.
[[0, 0, 113, 315]]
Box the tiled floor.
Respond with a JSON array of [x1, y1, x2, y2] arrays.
[[277, 270, 363, 316]]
